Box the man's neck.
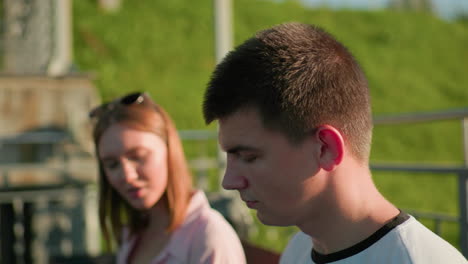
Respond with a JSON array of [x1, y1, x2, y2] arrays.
[[298, 158, 399, 254]]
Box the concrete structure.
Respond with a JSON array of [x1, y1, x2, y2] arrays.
[[0, 75, 101, 264]]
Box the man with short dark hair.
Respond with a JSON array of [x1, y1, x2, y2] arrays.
[[203, 22, 466, 263]]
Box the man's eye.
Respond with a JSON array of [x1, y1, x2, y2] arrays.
[[243, 155, 257, 163], [103, 160, 120, 170]]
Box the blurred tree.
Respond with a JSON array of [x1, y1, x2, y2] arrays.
[[389, 0, 434, 12], [455, 11, 468, 23]]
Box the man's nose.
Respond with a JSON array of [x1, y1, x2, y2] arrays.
[[222, 163, 248, 190]]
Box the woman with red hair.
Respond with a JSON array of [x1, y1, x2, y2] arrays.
[[90, 92, 245, 264]]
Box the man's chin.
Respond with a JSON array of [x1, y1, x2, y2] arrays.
[[257, 211, 293, 227]]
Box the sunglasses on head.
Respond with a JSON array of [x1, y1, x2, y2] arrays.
[[89, 92, 154, 118]]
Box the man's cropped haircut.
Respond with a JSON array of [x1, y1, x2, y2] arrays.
[[203, 22, 373, 161]]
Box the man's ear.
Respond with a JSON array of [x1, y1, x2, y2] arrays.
[[315, 125, 344, 171]]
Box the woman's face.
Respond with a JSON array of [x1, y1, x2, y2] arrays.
[[98, 123, 168, 210]]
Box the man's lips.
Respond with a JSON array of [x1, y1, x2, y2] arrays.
[[243, 199, 259, 209]]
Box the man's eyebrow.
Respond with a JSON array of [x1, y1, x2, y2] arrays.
[[225, 145, 259, 154], [100, 156, 116, 162]]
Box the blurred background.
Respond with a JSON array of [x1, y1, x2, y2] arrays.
[[0, 0, 467, 263]]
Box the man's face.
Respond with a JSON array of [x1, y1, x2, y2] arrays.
[[218, 108, 329, 226]]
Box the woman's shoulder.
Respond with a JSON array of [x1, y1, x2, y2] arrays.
[[178, 190, 242, 245], [184, 190, 236, 235], [185, 191, 247, 263], [169, 190, 247, 263]]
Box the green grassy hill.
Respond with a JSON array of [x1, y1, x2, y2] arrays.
[[73, 0, 468, 252]]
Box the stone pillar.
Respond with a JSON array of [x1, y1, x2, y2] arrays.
[[2, 0, 72, 75], [3, 0, 53, 74]]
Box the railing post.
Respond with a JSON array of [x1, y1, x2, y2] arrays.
[[463, 117, 468, 166], [461, 117, 468, 257], [214, 0, 233, 191], [0, 203, 15, 264], [458, 170, 468, 258]]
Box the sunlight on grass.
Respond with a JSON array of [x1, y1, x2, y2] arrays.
[[73, 0, 468, 253]]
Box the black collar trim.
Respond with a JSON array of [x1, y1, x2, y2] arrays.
[[311, 210, 410, 264]]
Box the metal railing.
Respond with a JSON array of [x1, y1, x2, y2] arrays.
[[372, 108, 468, 257], [181, 108, 468, 257], [1, 107, 467, 261], [373, 108, 468, 165], [0, 128, 231, 264]]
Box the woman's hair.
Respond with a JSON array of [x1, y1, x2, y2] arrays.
[[91, 94, 193, 251]]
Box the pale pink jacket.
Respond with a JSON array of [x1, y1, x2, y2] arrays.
[[117, 190, 246, 264]]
